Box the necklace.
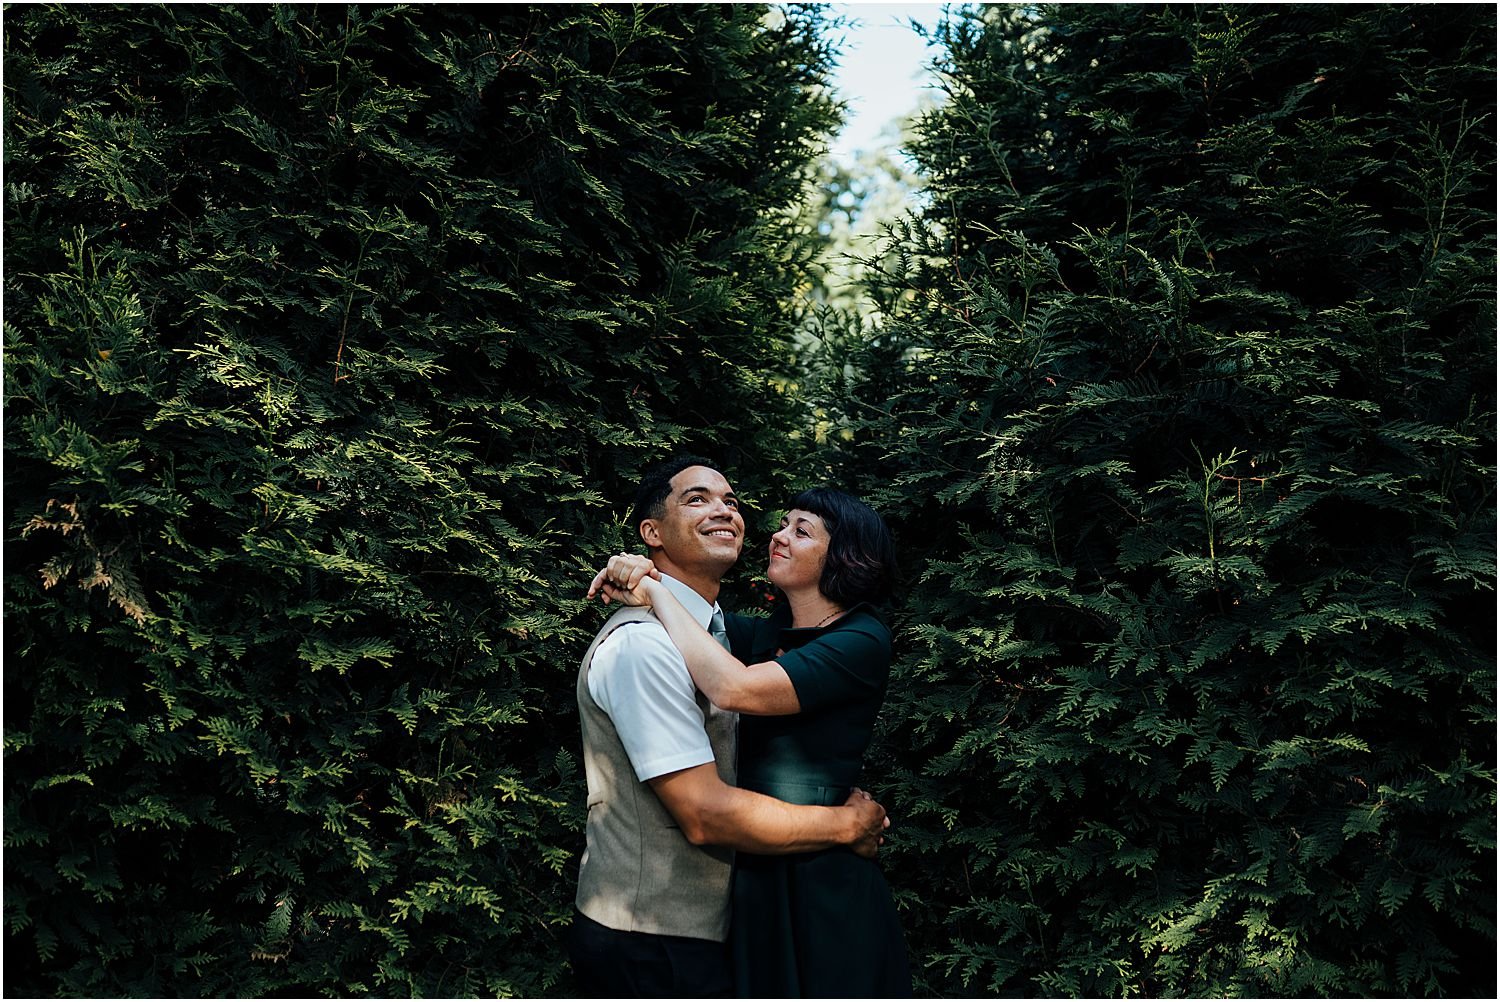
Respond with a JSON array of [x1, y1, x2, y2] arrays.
[[814, 608, 843, 628]]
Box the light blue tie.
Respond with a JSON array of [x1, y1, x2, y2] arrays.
[[708, 608, 731, 651]]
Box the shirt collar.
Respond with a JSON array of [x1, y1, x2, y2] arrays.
[[657, 573, 717, 630]]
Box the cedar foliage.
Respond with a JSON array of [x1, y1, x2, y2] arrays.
[[3, 4, 835, 996], [817, 4, 1496, 996]]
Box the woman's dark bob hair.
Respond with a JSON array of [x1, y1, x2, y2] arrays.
[[788, 488, 898, 608]]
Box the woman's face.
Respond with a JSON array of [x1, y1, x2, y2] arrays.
[[766, 508, 830, 595]]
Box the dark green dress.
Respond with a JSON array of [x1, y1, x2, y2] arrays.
[[723, 605, 911, 998]]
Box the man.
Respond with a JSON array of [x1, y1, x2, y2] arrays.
[[568, 456, 888, 998]]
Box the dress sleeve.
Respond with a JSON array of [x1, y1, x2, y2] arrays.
[[774, 616, 892, 714]]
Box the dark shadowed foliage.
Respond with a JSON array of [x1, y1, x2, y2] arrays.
[[3, 4, 836, 995], [810, 3, 1495, 996]]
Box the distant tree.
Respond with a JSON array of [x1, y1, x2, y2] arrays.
[[3, 4, 836, 995], [792, 108, 937, 466], [804, 141, 928, 315], [826, 4, 1496, 996]]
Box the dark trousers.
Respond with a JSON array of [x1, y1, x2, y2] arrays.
[[567, 907, 731, 999]]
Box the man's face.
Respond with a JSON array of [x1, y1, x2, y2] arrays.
[[640, 465, 744, 577]]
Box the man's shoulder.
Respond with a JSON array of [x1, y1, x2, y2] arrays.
[[594, 612, 674, 661], [590, 614, 688, 696], [586, 610, 707, 761]]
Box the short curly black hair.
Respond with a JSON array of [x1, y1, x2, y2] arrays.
[[786, 488, 897, 608]]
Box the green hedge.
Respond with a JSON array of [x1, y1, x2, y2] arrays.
[[3, 5, 834, 995], [818, 3, 1496, 996], [8, 3, 1495, 998]]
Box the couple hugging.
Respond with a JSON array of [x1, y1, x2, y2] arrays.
[[568, 455, 911, 998]]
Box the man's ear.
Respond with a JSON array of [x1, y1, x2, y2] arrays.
[[638, 519, 662, 550]]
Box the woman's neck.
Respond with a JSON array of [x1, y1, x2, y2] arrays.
[[783, 588, 844, 630]]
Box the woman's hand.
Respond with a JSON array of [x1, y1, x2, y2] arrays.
[[586, 553, 662, 607]]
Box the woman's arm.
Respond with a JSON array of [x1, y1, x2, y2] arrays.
[[591, 554, 801, 716], [641, 577, 801, 716]]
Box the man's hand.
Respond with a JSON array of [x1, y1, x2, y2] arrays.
[[844, 787, 889, 859], [586, 553, 661, 606]]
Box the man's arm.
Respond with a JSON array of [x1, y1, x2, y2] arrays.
[[649, 763, 888, 858]]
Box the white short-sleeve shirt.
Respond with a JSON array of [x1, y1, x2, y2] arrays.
[[587, 574, 727, 782]]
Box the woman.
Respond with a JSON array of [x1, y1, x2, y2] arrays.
[[592, 488, 911, 998]]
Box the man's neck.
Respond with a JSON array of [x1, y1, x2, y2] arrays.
[[652, 555, 723, 606]]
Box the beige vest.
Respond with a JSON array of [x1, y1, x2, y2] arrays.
[[574, 606, 738, 940]]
